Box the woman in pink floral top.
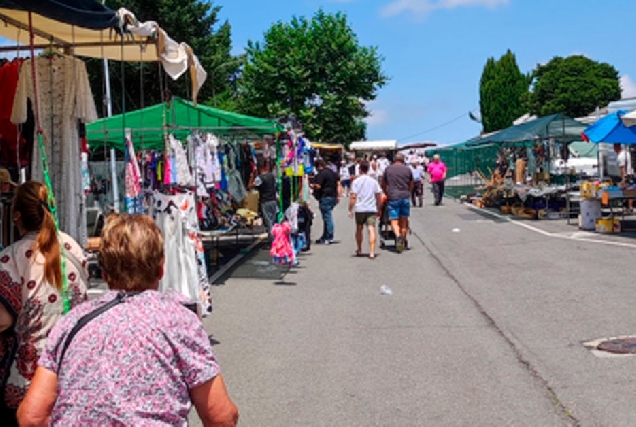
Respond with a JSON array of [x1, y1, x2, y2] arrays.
[[0, 181, 88, 425], [18, 214, 238, 426]]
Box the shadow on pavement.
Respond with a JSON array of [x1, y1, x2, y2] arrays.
[[274, 280, 297, 286], [211, 243, 290, 285]]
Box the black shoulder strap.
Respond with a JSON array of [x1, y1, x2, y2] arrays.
[[57, 292, 137, 373]]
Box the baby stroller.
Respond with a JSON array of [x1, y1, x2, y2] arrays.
[[378, 194, 412, 250], [378, 194, 396, 249]]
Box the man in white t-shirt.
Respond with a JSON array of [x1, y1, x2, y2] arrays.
[[339, 160, 352, 197], [410, 160, 425, 207], [348, 161, 383, 259], [377, 153, 390, 176], [615, 143, 634, 211]]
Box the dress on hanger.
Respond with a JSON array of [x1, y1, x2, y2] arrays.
[[152, 192, 212, 316], [11, 55, 97, 245], [169, 135, 192, 186], [125, 135, 143, 214]]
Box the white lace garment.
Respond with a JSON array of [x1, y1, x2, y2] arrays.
[[11, 55, 98, 245]]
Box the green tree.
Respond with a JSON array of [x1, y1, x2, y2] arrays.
[[237, 9, 388, 143], [479, 50, 529, 133], [526, 55, 621, 118], [89, 0, 238, 115]]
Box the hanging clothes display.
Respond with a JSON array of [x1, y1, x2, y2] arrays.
[[152, 191, 212, 316], [11, 53, 98, 245]]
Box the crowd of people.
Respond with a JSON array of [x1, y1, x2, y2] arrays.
[[311, 150, 447, 258], [0, 150, 445, 425]]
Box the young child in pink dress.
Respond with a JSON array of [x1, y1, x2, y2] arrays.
[[270, 221, 294, 265]]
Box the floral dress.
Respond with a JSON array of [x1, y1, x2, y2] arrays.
[[0, 232, 89, 409]]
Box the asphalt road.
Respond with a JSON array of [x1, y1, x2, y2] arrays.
[[190, 189, 636, 426]]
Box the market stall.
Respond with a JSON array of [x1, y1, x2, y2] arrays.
[[0, 0, 220, 314], [575, 111, 636, 233], [311, 142, 345, 164], [85, 97, 285, 277], [460, 114, 588, 219], [350, 139, 397, 156]]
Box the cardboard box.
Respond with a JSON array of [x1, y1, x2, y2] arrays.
[[595, 217, 621, 234], [242, 190, 260, 213]]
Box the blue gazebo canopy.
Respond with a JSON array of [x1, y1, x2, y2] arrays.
[[583, 110, 636, 145]]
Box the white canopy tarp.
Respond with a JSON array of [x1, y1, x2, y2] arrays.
[[621, 110, 636, 128], [0, 7, 206, 100], [349, 140, 397, 151]]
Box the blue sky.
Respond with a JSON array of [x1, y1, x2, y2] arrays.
[[221, 0, 636, 146]]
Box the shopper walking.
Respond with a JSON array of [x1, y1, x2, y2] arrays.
[[312, 159, 341, 244], [251, 162, 279, 238], [614, 144, 634, 212], [348, 161, 383, 259], [0, 181, 89, 426], [377, 152, 390, 177], [339, 160, 352, 197], [18, 214, 239, 426], [369, 155, 380, 182], [429, 155, 447, 206], [410, 160, 425, 207], [381, 153, 413, 253]]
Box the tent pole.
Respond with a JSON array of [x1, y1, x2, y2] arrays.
[[103, 58, 120, 213]]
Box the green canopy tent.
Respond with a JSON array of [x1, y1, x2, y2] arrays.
[[86, 97, 284, 151], [467, 113, 587, 147]]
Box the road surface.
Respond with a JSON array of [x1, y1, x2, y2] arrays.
[[191, 192, 636, 426]]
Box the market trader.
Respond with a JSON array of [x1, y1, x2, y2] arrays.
[[614, 143, 634, 212], [312, 159, 342, 245], [250, 161, 279, 239]]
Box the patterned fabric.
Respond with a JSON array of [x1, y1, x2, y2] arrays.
[[0, 232, 89, 409], [11, 55, 98, 246], [39, 290, 220, 425], [125, 135, 144, 214], [209, 135, 222, 184], [169, 135, 193, 187], [125, 136, 142, 200], [190, 134, 214, 197]]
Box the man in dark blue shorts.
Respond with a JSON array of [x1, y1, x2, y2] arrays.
[[381, 153, 413, 253]]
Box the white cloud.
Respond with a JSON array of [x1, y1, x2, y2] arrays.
[[364, 101, 389, 126], [382, 0, 509, 18], [621, 75, 636, 99]]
